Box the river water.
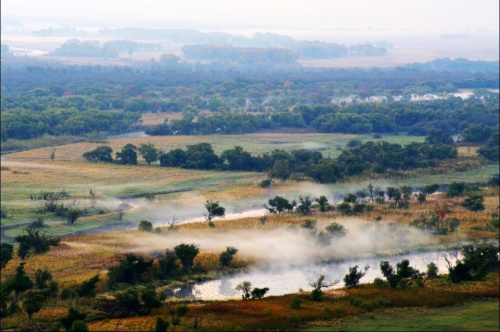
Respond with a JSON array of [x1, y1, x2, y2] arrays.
[[170, 249, 460, 300]]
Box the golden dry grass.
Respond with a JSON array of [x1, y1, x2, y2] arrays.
[[2, 132, 359, 162], [1, 240, 122, 287], [0, 158, 259, 199], [140, 112, 183, 127]]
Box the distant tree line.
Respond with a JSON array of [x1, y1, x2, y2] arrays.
[[49, 39, 162, 58]]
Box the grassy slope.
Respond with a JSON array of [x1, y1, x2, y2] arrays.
[[307, 300, 500, 331]]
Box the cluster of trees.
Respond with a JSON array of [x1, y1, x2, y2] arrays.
[[106, 242, 237, 287], [83, 139, 457, 184], [0, 259, 98, 329], [143, 97, 499, 137], [1, 108, 140, 141]]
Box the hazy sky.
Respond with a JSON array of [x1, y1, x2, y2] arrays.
[[2, 0, 499, 33]]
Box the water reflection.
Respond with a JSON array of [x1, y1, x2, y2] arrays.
[[171, 250, 460, 300]]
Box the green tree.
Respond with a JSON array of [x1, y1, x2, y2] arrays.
[[425, 128, 454, 145], [138, 220, 153, 232], [138, 143, 159, 165], [174, 243, 199, 270], [116, 143, 138, 165], [75, 275, 99, 297], [315, 195, 330, 212], [22, 289, 46, 319], [82, 145, 113, 162], [107, 254, 153, 286], [219, 247, 238, 267], [461, 195, 485, 211], [447, 182, 466, 197], [267, 196, 295, 214], [184, 143, 219, 169], [155, 316, 170, 332], [7, 263, 33, 302], [61, 307, 86, 331], [34, 268, 52, 289], [251, 287, 269, 299], [380, 259, 421, 288], [269, 159, 292, 181], [426, 262, 438, 279], [1, 243, 13, 269], [115, 287, 163, 316], [158, 250, 178, 278], [15, 229, 60, 260], [296, 195, 313, 215], [343, 264, 370, 288], [159, 149, 187, 167], [70, 320, 89, 332], [204, 200, 225, 222]]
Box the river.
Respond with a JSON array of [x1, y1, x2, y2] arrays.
[[170, 249, 461, 300]]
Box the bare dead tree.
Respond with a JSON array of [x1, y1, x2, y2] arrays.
[[260, 210, 269, 225], [165, 215, 179, 235]]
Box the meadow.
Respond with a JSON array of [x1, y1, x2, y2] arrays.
[[1, 132, 497, 241]]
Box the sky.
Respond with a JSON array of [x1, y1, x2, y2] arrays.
[[2, 0, 499, 33]]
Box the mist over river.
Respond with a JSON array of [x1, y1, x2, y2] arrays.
[[170, 249, 461, 300]]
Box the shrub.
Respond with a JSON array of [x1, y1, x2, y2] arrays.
[[461, 195, 485, 211], [336, 202, 352, 215], [138, 220, 153, 232], [259, 179, 272, 188], [448, 218, 460, 232], [289, 297, 301, 309], [373, 278, 385, 287], [155, 317, 170, 332], [115, 287, 163, 316], [219, 247, 238, 268], [70, 320, 88, 332], [60, 288, 77, 300], [61, 308, 86, 331], [75, 275, 99, 297], [426, 262, 438, 279], [65, 208, 83, 224], [325, 222, 347, 237], [301, 219, 317, 230]]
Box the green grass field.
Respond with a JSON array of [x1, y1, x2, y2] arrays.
[[306, 300, 500, 331]]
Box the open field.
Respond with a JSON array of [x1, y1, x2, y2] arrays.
[[2, 132, 425, 162]]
